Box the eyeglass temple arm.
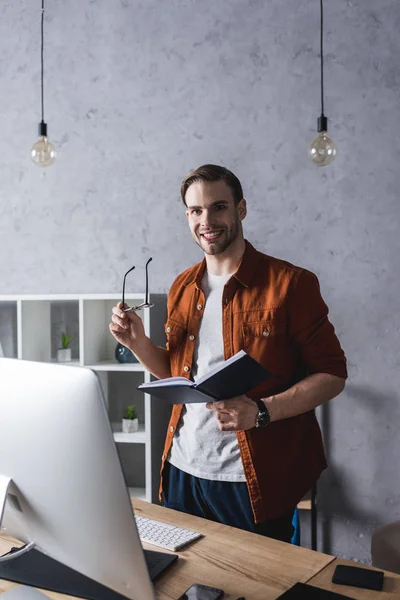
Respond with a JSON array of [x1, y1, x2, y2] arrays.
[[144, 258, 152, 305], [122, 265, 135, 306]]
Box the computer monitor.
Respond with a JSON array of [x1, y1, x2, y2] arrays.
[[0, 358, 176, 600]]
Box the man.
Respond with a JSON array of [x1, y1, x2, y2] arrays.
[[110, 164, 347, 543]]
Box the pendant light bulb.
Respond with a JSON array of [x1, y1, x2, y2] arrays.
[[309, 131, 337, 167], [309, 0, 337, 167], [31, 0, 56, 167], [31, 122, 56, 167], [309, 117, 337, 167]]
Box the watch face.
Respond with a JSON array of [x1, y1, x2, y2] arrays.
[[256, 408, 270, 428]]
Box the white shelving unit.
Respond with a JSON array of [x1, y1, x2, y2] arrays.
[[0, 293, 170, 504]]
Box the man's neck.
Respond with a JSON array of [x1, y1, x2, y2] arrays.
[[205, 238, 246, 276]]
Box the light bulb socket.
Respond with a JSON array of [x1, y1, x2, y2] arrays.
[[38, 121, 48, 137], [317, 115, 328, 133]]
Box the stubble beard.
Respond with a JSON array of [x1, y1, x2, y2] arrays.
[[194, 218, 241, 256]]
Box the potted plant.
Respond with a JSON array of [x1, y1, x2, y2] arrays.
[[122, 404, 139, 433], [57, 332, 73, 363]]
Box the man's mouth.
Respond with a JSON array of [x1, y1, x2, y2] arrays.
[[200, 230, 223, 242]]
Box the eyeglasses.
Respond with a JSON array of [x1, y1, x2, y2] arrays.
[[121, 258, 154, 312]]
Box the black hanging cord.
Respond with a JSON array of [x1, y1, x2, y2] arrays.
[[320, 0, 324, 116], [317, 0, 327, 132], [37, 0, 48, 137], [41, 0, 45, 124]]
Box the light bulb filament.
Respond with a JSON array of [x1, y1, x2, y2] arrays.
[[31, 135, 56, 167], [309, 131, 337, 167]]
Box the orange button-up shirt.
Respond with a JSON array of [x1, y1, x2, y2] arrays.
[[160, 241, 347, 522]]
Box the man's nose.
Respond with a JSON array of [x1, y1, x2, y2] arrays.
[[200, 210, 212, 227]]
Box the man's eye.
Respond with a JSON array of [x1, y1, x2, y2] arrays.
[[192, 210, 201, 216], [215, 204, 227, 211]]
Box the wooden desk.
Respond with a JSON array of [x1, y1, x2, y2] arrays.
[[5, 501, 397, 600], [307, 558, 400, 599], [0, 498, 334, 600], [133, 499, 334, 599]]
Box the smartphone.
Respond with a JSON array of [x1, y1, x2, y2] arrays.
[[332, 564, 384, 591], [178, 583, 224, 600]]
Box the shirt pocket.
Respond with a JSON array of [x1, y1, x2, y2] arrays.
[[242, 320, 287, 375], [165, 319, 187, 354], [242, 320, 286, 339]]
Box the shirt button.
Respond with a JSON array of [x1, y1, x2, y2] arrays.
[[169, 426, 174, 433], [262, 329, 270, 337], [183, 365, 190, 372], [189, 335, 195, 341], [197, 304, 203, 310], [166, 326, 171, 333]]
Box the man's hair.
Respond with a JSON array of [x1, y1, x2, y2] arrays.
[[180, 164, 244, 206]]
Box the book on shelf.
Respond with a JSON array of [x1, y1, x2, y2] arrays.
[[137, 350, 270, 404]]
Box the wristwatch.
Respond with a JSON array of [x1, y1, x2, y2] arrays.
[[254, 399, 271, 428]]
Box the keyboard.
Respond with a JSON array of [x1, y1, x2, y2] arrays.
[[135, 514, 203, 551]]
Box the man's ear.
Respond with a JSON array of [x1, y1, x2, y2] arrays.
[[238, 198, 247, 221], [185, 209, 190, 220]]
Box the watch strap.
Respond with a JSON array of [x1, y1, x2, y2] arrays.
[[254, 399, 270, 428]]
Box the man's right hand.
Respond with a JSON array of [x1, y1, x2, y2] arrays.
[[109, 302, 146, 352]]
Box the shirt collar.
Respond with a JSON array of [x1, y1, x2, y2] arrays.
[[184, 240, 261, 289], [233, 240, 261, 288]]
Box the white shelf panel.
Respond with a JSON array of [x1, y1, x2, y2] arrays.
[[50, 359, 81, 367], [85, 361, 146, 372], [128, 487, 146, 501], [112, 423, 146, 443], [0, 293, 146, 301]]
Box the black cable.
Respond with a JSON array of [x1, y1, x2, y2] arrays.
[[41, 0, 44, 123], [320, 0, 324, 116]]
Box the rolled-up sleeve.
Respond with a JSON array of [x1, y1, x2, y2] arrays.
[[288, 269, 347, 379]]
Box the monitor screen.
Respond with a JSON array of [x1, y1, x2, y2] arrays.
[[0, 358, 159, 600]]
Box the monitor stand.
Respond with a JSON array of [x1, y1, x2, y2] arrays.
[[0, 544, 178, 600]]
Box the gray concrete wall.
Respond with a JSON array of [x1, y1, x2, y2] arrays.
[[0, 0, 399, 563]]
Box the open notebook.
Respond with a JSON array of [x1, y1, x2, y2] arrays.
[[138, 350, 271, 403]]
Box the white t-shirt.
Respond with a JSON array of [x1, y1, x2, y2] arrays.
[[168, 271, 246, 481]]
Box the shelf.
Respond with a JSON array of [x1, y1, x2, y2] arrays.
[[85, 361, 146, 372], [0, 292, 168, 504], [0, 294, 146, 301], [50, 359, 81, 367], [112, 423, 146, 444]]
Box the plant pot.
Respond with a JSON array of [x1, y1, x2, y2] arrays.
[[57, 348, 71, 363], [122, 418, 139, 434]]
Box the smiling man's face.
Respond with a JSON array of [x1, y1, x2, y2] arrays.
[[185, 180, 246, 257]]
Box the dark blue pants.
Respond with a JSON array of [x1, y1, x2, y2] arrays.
[[162, 462, 295, 543]]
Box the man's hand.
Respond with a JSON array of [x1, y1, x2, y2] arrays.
[[109, 301, 146, 352], [206, 395, 259, 431]]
